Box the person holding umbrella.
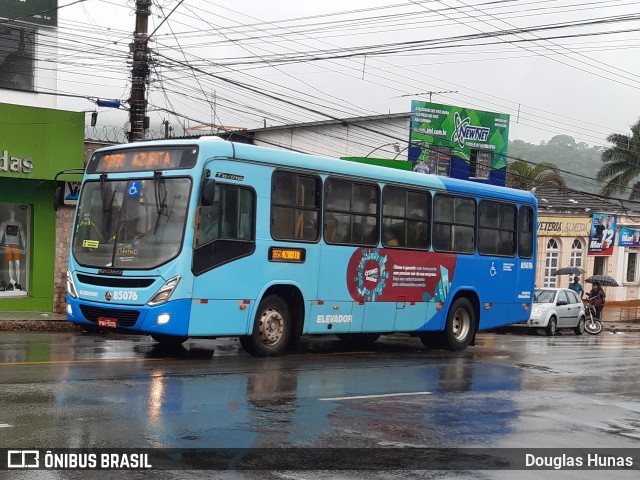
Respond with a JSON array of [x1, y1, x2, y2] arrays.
[[587, 281, 606, 319], [569, 276, 583, 298]]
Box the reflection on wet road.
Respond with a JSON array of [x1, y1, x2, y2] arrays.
[[0, 330, 639, 458]]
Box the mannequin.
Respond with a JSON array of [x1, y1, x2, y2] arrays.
[[0, 209, 25, 291]]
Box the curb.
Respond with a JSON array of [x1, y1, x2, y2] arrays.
[[0, 321, 83, 332]]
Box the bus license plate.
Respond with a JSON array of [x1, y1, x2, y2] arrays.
[[97, 317, 117, 328]]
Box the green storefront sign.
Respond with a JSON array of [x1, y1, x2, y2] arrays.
[[410, 100, 510, 170], [0, 103, 83, 180], [0, 103, 83, 312]]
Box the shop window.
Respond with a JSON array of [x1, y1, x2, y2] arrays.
[[570, 239, 584, 270], [544, 238, 560, 287], [626, 252, 638, 283], [0, 203, 30, 296], [414, 146, 451, 176], [432, 146, 451, 176], [593, 256, 607, 276], [470, 150, 491, 179]]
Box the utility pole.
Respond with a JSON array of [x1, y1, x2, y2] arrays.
[[128, 0, 152, 142]]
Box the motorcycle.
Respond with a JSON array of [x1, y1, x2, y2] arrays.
[[584, 297, 603, 335]]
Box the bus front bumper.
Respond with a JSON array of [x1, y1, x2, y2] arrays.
[[66, 295, 191, 336]]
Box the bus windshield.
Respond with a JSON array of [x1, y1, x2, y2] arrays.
[[72, 177, 191, 269]]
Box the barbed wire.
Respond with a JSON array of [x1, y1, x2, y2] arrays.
[[84, 125, 172, 143]]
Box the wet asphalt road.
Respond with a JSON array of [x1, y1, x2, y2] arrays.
[[1, 330, 639, 479]]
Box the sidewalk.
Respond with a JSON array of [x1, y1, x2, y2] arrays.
[[1, 308, 639, 333], [0, 311, 80, 332]]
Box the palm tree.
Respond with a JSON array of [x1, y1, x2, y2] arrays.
[[506, 159, 566, 190], [596, 118, 640, 199]]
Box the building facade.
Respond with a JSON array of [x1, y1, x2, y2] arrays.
[[535, 186, 640, 303]]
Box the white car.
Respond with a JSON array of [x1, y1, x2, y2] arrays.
[[513, 287, 585, 336]]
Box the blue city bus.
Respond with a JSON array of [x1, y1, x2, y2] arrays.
[[65, 137, 537, 356]]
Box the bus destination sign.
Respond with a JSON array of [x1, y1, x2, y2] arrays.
[[87, 146, 199, 173], [269, 247, 306, 263]]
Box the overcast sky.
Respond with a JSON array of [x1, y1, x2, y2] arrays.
[[54, 0, 640, 147]]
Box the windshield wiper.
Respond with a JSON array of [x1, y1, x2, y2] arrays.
[[100, 174, 115, 212], [99, 173, 116, 241], [153, 171, 167, 234]]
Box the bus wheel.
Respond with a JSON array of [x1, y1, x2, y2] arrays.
[[335, 333, 380, 347], [443, 297, 476, 351], [240, 295, 290, 357], [151, 334, 188, 346], [419, 333, 442, 349]]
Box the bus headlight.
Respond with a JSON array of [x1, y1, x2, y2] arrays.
[[148, 276, 181, 306], [66, 270, 78, 298]]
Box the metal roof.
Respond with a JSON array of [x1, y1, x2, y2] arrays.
[[535, 184, 640, 216]]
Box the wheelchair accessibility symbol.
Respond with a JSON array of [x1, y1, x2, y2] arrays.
[[128, 181, 141, 197]]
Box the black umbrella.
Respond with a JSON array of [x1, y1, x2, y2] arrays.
[[585, 275, 619, 287], [553, 266, 585, 276]]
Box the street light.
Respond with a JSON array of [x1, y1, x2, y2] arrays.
[[393, 140, 425, 159], [365, 142, 401, 158]]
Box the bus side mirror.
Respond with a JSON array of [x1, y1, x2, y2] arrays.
[[201, 179, 216, 206], [54, 183, 65, 211]]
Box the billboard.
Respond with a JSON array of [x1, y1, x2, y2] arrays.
[[0, 0, 57, 27], [618, 226, 640, 248], [588, 213, 616, 256], [409, 100, 510, 174]]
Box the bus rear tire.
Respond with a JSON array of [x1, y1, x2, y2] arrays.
[[240, 295, 291, 357], [443, 297, 476, 351]]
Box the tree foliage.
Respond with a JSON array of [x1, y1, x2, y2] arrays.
[[596, 118, 640, 200], [508, 135, 603, 191], [506, 159, 565, 190]]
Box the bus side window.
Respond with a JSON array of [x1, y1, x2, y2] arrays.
[[324, 178, 378, 246], [382, 186, 430, 249], [324, 212, 337, 242], [271, 171, 321, 242], [238, 189, 254, 240], [478, 200, 516, 257], [433, 194, 475, 253], [195, 184, 254, 247], [195, 202, 220, 246], [518, 206, 534, 258]]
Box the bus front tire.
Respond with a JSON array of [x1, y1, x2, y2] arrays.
[[240, 295, 291, 357], [419, 298, 476, 351]]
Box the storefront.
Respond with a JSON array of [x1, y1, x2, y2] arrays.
[[536, 211, 640, 303], [0, 103, 83, 312]]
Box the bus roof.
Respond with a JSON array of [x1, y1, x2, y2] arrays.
[[93, 137, 537, 205]]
